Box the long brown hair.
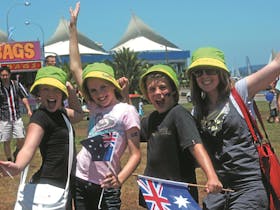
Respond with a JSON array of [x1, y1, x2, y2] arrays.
[[189, 69, 232, 121]]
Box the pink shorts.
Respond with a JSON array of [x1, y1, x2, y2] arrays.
[[0, 118, 25, 142]]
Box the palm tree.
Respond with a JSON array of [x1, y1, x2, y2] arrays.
[[106, 47, 149, 93]]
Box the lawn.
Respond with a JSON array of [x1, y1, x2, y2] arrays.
[[0, 101, 279, 210]]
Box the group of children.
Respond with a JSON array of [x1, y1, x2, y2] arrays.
[[1, 2, 280, 210]]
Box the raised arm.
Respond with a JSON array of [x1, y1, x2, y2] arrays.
[[65, 81, 83, 123], [246, 53, 280, 99], [69, 2, 83, 90]]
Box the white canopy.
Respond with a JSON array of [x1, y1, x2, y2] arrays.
[[44, 41, 108, 56], [111, 36, 181, 52], [44, 18, 107, 56], [111, 14, 181, 52]]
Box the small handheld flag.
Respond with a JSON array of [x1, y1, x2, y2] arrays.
[[137, 175, 201, 210], [80, 132, 117, 161]]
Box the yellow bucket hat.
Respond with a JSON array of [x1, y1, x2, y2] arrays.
[[30, 66, 68, 97], [139, 64, 179, 100], [82, 63, 121, 91], [187, 47, 230, 77]]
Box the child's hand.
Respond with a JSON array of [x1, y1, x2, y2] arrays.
[[118, 77, 131, 103], [100, 172, 121, 189], [66, 81, 75, 92], [118, 77, 129, 95], [0, 160, 20, 178]]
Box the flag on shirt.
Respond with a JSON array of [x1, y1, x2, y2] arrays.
[[137, 175, 201, 210], [80, 132, 118, 161]]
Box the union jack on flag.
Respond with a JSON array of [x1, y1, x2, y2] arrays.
[[80, 132, 118, 161], [137, 175, 201, 210]]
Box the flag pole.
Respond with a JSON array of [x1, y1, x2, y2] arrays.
[[98, 162, 117, 210], [133, 174, 234, 192], [98, 188, 104, 210]]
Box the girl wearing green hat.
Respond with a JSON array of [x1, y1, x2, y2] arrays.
[[69, 3, 141, 209], [138, 64, 223, 208], [187, 47, 280, 209], [0, 66, 84, 209]]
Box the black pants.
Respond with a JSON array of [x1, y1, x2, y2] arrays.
[[73, 176, 121, 210]]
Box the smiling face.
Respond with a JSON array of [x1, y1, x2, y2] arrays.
[[38, 85, 64, 112], [86, 78, 118, 108], [193, 68, 220, 95], [146, 77, 176, 113]]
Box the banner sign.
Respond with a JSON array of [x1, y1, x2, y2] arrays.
[[1, 61, 42, 72], [0, 41, 41, 63]]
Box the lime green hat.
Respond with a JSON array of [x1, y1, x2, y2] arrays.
[[82, 63, 121, 91], [139, 64, 179, 99], [187, 47, 230, 77], [30, 66, 68, 97]]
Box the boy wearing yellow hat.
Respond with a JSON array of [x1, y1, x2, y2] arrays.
[[69, 3, 141, 209], [0, 66, 83, 209], [186, 47, 280, 209], [138, 64, 222, 207]]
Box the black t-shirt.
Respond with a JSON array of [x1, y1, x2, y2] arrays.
[[140, 104, 202, 201], [30, 107, 76, 187]]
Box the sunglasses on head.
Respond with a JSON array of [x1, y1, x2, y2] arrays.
[[192, 69, 218, 78]]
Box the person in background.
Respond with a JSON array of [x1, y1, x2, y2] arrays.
[[138, 99, 144, 117], [138, 64, 222, 207], [45, 55, 56, 66], [186, 46, 280, 209], [274, 77, 280, 122], [69, 2, 141, 209], [43, 55, 60, 107], [0, 66, 83, 210], [265, 81, 279, 123], [0, 66, 32, 162]]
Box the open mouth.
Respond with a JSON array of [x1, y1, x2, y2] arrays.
[[47, 98, 57, 109]]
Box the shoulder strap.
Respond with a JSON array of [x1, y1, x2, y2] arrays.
[[20, 113, 74, 196], [231, 87, 262, 143], [62, 113, 74, 195], [252, 101, 270, 140]]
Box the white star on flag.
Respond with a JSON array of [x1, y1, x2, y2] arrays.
[[174, 195, 190, 208]]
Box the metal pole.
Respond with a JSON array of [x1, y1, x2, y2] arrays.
[[25, 20, 45, 60], [6, 1, 31, 41]]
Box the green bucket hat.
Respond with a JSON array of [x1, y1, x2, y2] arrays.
[[139, 64, 179, 99], [187, 47, 230, 77], [82, 63, 121, 91], [30, 66, 68, 97]]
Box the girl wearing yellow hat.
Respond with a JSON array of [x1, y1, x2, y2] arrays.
[[187, 47, 280, 209], [0, 66, 84, 209], [69, 3, 141, 209]]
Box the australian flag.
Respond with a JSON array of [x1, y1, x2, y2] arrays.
[[80, 132, 118, 161], [137, 175, 201, 210]]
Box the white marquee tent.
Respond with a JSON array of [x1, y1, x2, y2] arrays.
[[111, 14, 182, 52], [44, 18, 108, 56]]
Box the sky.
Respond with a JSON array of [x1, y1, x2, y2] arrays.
[[1, 0, 280, 70]]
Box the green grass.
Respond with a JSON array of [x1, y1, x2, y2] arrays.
[[0, 101, 279, 210]]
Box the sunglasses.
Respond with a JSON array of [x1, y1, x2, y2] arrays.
[[192, 69, 218, 78]]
